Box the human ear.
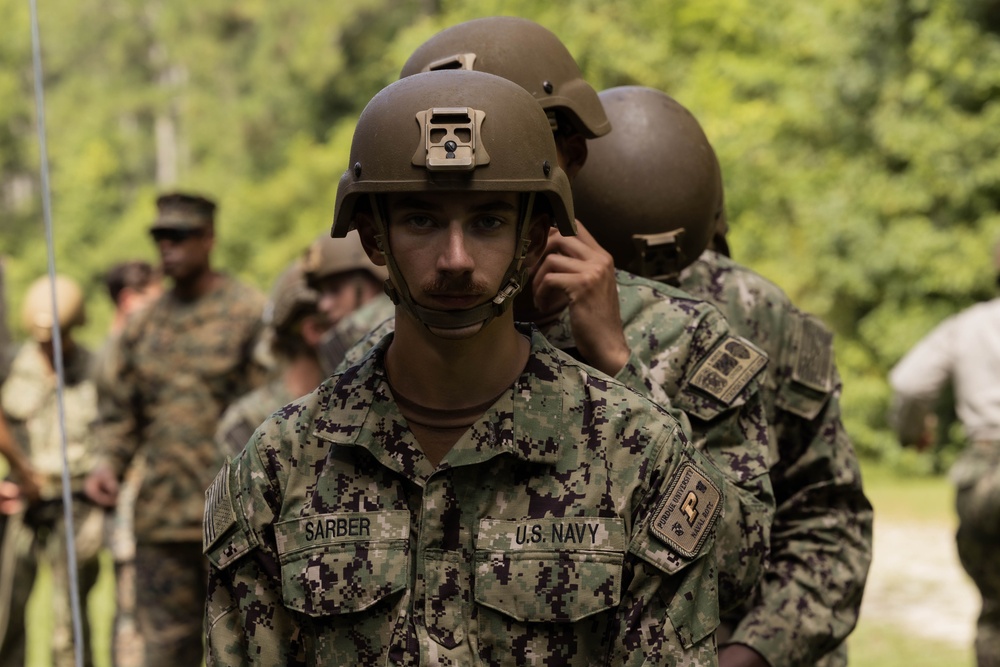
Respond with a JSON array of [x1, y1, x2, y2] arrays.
[[524, 214, 551, 267], [555, 133, 588, 181], [355, 215, 386, 267]]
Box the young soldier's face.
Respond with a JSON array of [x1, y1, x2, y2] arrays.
[[384, 190, 522, 336]]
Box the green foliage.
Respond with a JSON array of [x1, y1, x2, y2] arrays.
[[1, 0, 998, 465]]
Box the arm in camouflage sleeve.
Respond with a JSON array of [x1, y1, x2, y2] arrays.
[[204, 436, 307, 666], [728, 372, 873, 666], [615, 322, 775, 617], [91, 327, 142, 479]]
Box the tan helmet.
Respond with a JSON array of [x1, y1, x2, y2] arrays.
[[572, 86, 722, 283], [332, 69, 574, 333], [21, 274, 86, 342], [265, 260, 319, 333], [400, 16, 610, 139], [302, 232, 388, 290]]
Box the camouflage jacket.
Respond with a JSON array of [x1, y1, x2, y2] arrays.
[[1, 342, 97, 498], [339, 271, 775, 616], [317, 293, 395, 376], [215, 378, 295, 458], [204, 328, 725, 666], [680, 250, 873, 667], [94, 275, 266, 543]]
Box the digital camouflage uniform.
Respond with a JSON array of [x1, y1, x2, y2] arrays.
[[96, 275, 265, 666], [317, 293, 394, 376], [205, 328, 726, 666], [92, 333, 145, 667], [340, 271, 774, 617], [0, 341, 104, 667], [890, 296, 1000, 667], [680, 249, 873, 667], [215, 379, 295, 458]]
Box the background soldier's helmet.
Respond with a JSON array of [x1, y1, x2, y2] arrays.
[[302, 232, 388, 290], [265, 260, 318, 334], [572, 86, 723, 283], [400, 16, 610, 139], [332, 69, 574, 331], [21, 274, 86, 342]]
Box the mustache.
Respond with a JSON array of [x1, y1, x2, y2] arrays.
[[419, 275, 491, 296]]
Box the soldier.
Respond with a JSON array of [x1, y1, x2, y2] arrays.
[[215, 259, 326, 458], [301, 232, 392, 374], [0, 274, 104, 667], [204, 69, 728, 666], [571, 85, 873, 667], [341, 16, 774, 614], [85, 193, 266, 666], [93, 260, 162, 667], [889, 242, 1000, 667]]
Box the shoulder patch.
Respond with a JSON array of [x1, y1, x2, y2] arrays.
[[791, 315, 834, 393], [650, 463, 722, 558], [689, 335, 766, 405], [204, 460, 237, 552]]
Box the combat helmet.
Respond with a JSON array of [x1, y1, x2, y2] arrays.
[[266, 260, 319, 334], [332, 69, 574, 332], [22, 274, 86, 343], [400, 16, 610, 139], [572, 86, 722, 283], [302, 232, 388, 291]]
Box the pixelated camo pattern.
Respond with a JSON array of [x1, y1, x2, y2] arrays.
[[680, 250, 873, 666], [215, 379, 296, 458], [339, 272, 776, 618], [205, 329, 724, 666], [94, 275, 266, 543]]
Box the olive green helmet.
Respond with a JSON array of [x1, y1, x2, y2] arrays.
[[400, 16, 610, 139], [22, 274, 86, 342], [572, 86, 722, 283], [302, 232, 388, 290], [332, 69, 574, 333]]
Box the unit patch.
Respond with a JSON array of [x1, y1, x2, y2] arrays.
[[650, 463, 722, 558], [204, 460, 236, 551], [792, 315, 834, 393], [689, 335, 766, 404]]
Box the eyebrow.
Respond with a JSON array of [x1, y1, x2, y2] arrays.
[[392, 196, 519, 215]]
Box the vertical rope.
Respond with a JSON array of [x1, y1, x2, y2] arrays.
[[28, 1, 86, 665]]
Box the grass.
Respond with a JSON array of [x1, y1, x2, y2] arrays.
[[14, 460, 979, 666]]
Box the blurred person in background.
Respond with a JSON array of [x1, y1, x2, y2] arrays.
[[85, 192, 266, 666], [215, 259, 326, 457], [0, 274, 103, 667], [93, 260, 162, 667], [889, 242, 1000, 667], [572, 85, 873, 667], [301, 232, 390, 375]]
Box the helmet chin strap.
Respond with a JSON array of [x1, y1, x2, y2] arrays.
[[370, 193, 536, 334]]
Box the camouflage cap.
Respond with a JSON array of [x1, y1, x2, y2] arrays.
[[151, 192, 217, 231], [21, 274, 86, 342]]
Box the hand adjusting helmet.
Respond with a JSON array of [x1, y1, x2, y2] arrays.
[[331, 69, 574, 333], [572, 86, 723, 284], [400, 16, 610, 140]]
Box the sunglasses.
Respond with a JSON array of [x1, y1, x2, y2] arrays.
[[150, 228, 204, 244]]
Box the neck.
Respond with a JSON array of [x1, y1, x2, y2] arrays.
[[172, 269, 219, 301], [385, 308, 529, 411]]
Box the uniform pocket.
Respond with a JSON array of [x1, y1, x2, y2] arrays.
[[275, 511, 409, 617], [474, 517, 626, 623]]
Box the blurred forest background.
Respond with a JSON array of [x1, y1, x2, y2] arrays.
[[3, 0, 1000, 468]]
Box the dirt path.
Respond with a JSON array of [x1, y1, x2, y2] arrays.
[[860, 516, 979, 646]]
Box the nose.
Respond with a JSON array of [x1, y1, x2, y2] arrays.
[[437, 224, 474, 274]]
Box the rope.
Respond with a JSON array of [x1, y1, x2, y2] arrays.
[[28, 1, 86, 665]]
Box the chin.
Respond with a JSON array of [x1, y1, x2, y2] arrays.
[[426, 321, 487, 340]]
